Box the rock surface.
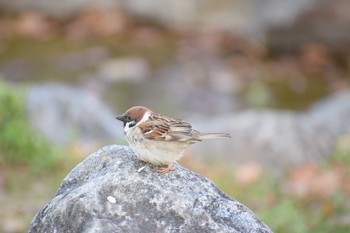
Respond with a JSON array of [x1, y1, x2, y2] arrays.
[[26, 84, 123, 146], [28, 145, 272, 233], [192, 92, 350, 174]]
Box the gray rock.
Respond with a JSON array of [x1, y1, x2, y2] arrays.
[[28, 145, 272, 233], [307, 92, 350, 135], [26, 84, 123, 146], [192, 92, 350, 174]]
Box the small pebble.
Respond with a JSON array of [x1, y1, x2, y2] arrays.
[[138, 166, 146, 173], [107, 196, 117, 203]]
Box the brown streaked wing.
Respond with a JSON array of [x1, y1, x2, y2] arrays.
[[138, 120, 169, 140], [139, 114, 200, 142]]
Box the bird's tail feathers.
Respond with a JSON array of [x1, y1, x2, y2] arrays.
[[197, 133, 231, 140]]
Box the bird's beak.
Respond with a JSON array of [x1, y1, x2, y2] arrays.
[[116, 115, 126, 122]]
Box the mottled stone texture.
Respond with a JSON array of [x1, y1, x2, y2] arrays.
[[29, 145, 272, 233], [27, 84, 123, 146]]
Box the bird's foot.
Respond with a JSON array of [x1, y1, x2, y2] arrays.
[[157, 163, 176, 174], [138, 159, 147, 164]]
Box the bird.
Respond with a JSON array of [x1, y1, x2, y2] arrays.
[[116, 106, 231, 174]]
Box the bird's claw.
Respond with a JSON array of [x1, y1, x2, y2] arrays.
[[157, 163, 176, 174]]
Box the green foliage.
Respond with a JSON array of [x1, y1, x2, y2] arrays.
[[260, 199, 308, 233], [333, 136, 350, 168], [0, 81, 58, 172]]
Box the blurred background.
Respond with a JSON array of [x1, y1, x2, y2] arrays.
[[0, 0, 350, 232]]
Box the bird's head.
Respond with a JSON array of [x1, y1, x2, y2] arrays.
[[116, 106, 151, 132]]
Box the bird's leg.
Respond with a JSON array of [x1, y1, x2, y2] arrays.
[[157, 163, 176, 174]]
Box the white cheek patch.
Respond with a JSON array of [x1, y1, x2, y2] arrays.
[[126, 121, 134, 128], [136, 111, 151, 126], [124, 111, 151, 133], [123, 126, 128, 133], [124, 121, 135, 133]]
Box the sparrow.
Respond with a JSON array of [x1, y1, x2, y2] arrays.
[[116, 106, 231, 174]]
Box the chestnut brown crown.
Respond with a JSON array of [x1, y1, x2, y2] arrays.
[[116, 106, 151, 125]]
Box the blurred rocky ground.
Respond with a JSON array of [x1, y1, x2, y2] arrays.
[[1, 0, 350, 49], [0, 0, 328, 39], [0, 0, 349, 174], [26, 83, 350, 174], [27, 84, 124, 146], [191, 92, 350, 174]]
